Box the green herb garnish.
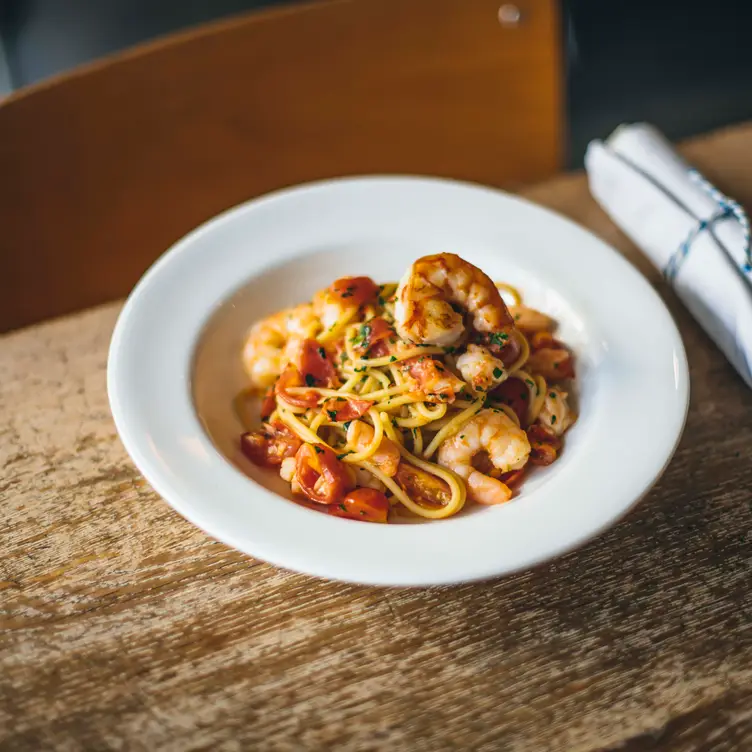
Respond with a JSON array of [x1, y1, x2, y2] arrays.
[[304, 374, 316, 387], [493, 367, 503, 378]]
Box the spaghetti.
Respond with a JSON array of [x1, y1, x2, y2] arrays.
[[238, 254, 577, 523]]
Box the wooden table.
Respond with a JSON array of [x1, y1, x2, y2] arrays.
[[2, 124, 751, 751]]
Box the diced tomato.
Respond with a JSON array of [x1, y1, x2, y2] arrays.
[[403, 357, 464, 402], [328, 488, 390, 523], [260, 386, 276, 421], [321, 397, 373, 422], [492, 378, 529, 425], [499, 468, 526, 488], [351, 316, 395, 357], [295, 443, 354, 505], [527, 424, 562, 466], [241, 421, 302, 467], [329, 276, 379, 307], [369, 340, 391, 358], [275, 363, 319, 408], [394, 462, 451, 509], [296, 338, 340, 388], [477, 328, 522, 368]]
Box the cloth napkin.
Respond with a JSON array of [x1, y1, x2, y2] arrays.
[[585, 123, 752, 388]]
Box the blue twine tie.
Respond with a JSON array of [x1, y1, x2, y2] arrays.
[[664, 168, 752, 282]]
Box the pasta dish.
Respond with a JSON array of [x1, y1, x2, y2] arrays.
[[237, 253, 576, 523]]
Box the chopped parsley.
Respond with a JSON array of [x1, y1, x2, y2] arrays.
[[336, 452, 350, 460], [304, 374, 316, 387], [340, 352, 348, 364], [551, 415, 557, 425], [317, 347, 327, 359], [339, 503, 347, 511], [343, 421, 352, 431], [493, 367, 503, 378], [354, 366, 367, 373], [389, 356, 397, 362], [549, 392, 556, 399], [525, 379, 534, 387], [459, 434, 465, 439], [350, 323, 372, 348], [314, 445, 324, 454], [490, 332, 509, 346], [327, 410, 338, 421], [439, 392, 449, 400]]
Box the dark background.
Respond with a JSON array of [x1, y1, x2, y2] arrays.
[[1, 0, 750, 167]]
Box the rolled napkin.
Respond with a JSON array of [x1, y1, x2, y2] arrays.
[[585, 123, 752, 387]]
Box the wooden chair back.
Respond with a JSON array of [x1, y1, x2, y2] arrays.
[[0, 0, 562, 332]]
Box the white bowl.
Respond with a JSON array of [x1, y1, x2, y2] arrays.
[[107, 176, 689, 586]]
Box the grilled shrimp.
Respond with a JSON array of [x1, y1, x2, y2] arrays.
[[438, 409, 530, 505], [243, 304, 320, 388], [508, 305, 555, 335], [403, 356, 466, 402], [312, 276, 379, 330], [346, 420, 401, 476], [536, 386, 574, 436], [455, 344, 508, 393], [394, 253, 515, 346]]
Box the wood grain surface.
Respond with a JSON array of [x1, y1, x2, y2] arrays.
[[2, 125, 752, 751], [0, 0, 562, 333]]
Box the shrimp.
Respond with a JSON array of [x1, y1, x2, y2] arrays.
[[243, 304, 320, 388], [346, 420, 400, 476], [313, 276, 379, 332], [438, 409, 530, 505], [508, 305, 555, 335], [403, 356, 466, 402], [394, 253, 514, 346], [537, 386, 575, 436], [455, 344, 508, 393]]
